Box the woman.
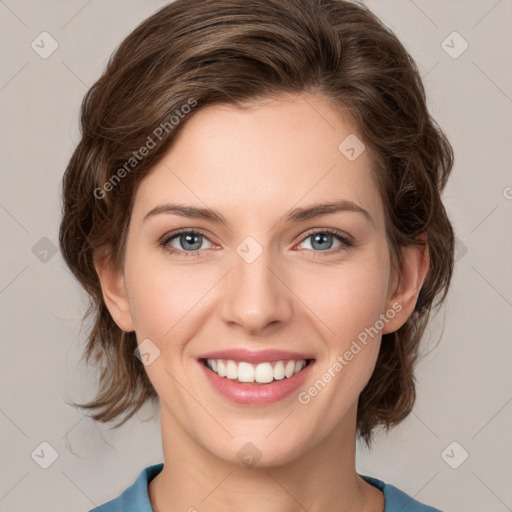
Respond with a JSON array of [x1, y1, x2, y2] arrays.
[[59, 0, 454, 510]]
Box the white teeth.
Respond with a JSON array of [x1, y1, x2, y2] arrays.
[[226, 360, 238, 379], [295, 360, 306, 373], [273, 361, 285, 380], [254, 362, 274, 383], [204, 358, 310, 383], [217, 360, 226, 377], [284, 360, 295, 378], [237, 362, 255, 383]]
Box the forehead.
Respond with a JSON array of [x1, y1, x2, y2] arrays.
[[131, 93, 384, 230]]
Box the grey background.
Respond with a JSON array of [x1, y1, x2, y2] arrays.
[[1, 1, 511, 511]]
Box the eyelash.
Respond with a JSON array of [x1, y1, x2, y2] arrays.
[[158, 228, 354, 258]]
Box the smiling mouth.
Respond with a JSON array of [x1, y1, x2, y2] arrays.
[[200, 358, 315, 384]]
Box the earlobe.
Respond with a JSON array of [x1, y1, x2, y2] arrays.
[[382, 236, 430, 334], [93, 249, 135, 333]]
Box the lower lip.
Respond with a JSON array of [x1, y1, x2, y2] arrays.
[[199, 360, 315, 405]]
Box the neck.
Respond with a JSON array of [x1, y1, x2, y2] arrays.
[[149, 402, 383, 512]]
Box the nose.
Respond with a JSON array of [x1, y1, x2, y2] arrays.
[[220, 244, 293, 335]]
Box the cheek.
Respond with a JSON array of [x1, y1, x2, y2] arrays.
[[293, 257, 390, 428], [124, 249, 217, 342], [292, 249, 390, 346], [124, 255, 216, 391]]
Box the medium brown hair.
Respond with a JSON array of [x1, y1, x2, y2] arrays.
[[59, 0, 454, 448]]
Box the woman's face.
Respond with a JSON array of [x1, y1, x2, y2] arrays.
[[107, 93, 409, 466]]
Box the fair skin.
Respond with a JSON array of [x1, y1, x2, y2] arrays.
[[95, 93, 429, 512]]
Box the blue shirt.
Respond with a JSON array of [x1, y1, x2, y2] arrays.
[[89, 463, 444, 511]]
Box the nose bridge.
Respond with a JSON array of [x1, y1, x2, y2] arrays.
[[220, 237, 292, 332]]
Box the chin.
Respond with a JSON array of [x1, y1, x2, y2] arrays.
[[205, 429, 313, 469]]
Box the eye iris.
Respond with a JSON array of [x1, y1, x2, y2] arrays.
[[181, 233, 202, 250], [311, 233, 333, 250]]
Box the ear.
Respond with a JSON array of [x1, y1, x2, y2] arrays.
[[382, 234, 429, 334], [93, 248, 135, 332]]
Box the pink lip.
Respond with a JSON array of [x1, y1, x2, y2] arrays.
[[198, 348, 315, 364], [198, 359, 315, 405]]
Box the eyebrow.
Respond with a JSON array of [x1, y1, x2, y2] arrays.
[[143, 199, 373, 227]]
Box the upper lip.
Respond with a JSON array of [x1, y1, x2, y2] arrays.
[[198, 348, 315, 364]]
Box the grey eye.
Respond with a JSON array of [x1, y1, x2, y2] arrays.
[[300, 232, 342, 251]]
